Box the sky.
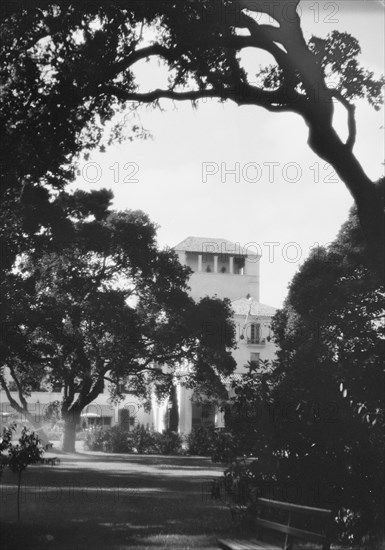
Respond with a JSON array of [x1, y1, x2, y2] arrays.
[[70, 1, 385, 308]]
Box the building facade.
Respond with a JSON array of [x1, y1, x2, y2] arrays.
[[174, 237, 277, 434]]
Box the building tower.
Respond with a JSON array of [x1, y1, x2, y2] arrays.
[[173, 237, 277, 433]]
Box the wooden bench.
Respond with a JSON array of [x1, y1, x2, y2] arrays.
[[218, 498, 332, 550]]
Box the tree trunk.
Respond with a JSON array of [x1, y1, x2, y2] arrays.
[[307, 122, 384, 283], [169, 383, 179, 432], [62, 410, 80, 452]]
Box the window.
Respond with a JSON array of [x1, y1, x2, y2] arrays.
[[248, 323, 261, 344], [250, 352, 260, 362]]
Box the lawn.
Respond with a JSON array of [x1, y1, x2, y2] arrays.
[[0, 447, 232, 550], [1, 447, 382, 550]]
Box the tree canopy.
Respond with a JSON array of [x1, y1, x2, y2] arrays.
[[268, 206, 384, 540], [219, 206, 383, 542], [0, 1, 384, 279], [1, 190, 236, 451]]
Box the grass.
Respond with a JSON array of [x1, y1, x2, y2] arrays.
[[1, 446, 383, 549], [0, 447, 232, 549]]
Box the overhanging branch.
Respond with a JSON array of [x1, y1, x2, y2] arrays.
[[106, 44, 176, 81], [100, 83, 304, 114]]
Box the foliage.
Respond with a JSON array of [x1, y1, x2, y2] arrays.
[[211, 458, 277, 529], [85, 424, 183, 455], [1, 194, 236, 452], [43, 401, 61, 424], [216, 208, 384, 543], [7, 426, 44, 474], [269, 212, 384, 543], [85, 427, 111, 452], [89, 425, 137, 453], [130, 425, 158, 454], [154, 430, 183, 455], [186, 425, 216, 456], [1, 1, 384, 449], [210, 430, 238, 464], [224, 362, 277, 460], [0, 424, 16, 477], [1, 2, 383, 277], [5, 426, 44, 520], [186, 425, 238, 462]]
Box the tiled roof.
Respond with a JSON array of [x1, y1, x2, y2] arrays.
[[174, 236, 243, 255], [231, 297, 276, 317]]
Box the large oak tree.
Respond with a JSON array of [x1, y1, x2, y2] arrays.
[[1, 0, 384, 280], [1, 191, 236, 451]]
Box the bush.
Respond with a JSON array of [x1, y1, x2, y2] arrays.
[[85, 426, 137, 453], [6, 426, 45, 520], [211, 430, 238, 463], [84, 424, 185, 455], [155, 430, 183, 455], [108, 426, 136, 453], [85, 427, 107, 451], [186, 425, 216, 456], [186, 426, 238, 462], [130, 424, 158, 454]]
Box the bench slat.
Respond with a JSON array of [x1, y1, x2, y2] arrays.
[[258, 498, 331, 517], [255, 518, 326, 543], [218, 539, 280, 550]]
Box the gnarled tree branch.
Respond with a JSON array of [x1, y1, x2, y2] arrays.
[[100, 82, 305, 114]]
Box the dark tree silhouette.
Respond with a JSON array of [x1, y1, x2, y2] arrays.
[[1, 191, 236, 452], [270, 206, 384, 540], [1, 1, 383, 279]]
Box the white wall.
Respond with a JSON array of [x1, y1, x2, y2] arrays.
[[188, 272, 260, 301]]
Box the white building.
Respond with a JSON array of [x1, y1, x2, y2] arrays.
[[174, 237, 277, 434]]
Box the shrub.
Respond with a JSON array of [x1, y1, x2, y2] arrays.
[[85, 427, 110, 451], [156, 430, 183, 455], [85, 426, 135, 453], [211, 430, 238, 463], [84, 424, 185, 455], [7, 426, 45, 520], [211, 458, 277, 530], [186, 425, 216, 456], [130, 424, 158, 454], [108, 426, 136, 453]]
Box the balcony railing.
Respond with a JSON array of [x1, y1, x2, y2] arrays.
[[246, 337, 266, 345]]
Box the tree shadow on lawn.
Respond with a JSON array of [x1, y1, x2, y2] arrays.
[[58, 451, 224, 467], [0, 453, 233, 549]]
